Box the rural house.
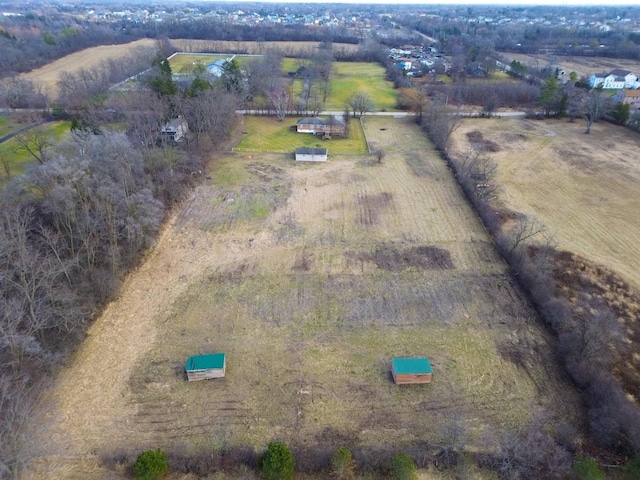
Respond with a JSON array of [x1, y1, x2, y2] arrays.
[[206, 55, 236, 77], [295, 147, 328, 162], [612, 89, 640, 110], [296, 116, 346, 136], [391, 357, 433, 384], [160, 117, 188, 142], [185, 353, 226, 381]]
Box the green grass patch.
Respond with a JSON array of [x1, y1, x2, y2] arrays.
[[0, 116, 14, 138], [327, 62, 397, 111], [169, 53, 258, 74], [0, 121, 71, 182], [236, 116, 368, 154], [281, 57, 299, 73], [211, 157, 250, 188]]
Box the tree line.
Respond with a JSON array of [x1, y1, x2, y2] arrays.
[[0, 42, 243, 475], [414, 84, 640, 472]]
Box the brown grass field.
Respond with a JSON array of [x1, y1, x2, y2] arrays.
[[28, 117, 580, 479], [170, 39, 359, 57], [20, 39, 159, 99], [20, 39, 358, 100], [498, 52, 640, 80], [450, 117, 640, 292]]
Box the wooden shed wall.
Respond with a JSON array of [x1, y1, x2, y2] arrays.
[[393, 372, 432, 384], [187, 368, 225, 381]]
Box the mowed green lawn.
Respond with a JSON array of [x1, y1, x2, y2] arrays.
[[0, 116, 16, 139], [169, 53, 259, 73], [0, 121, 71, 181], [236, 115, 368, 154], [328, 62, 397, 111]]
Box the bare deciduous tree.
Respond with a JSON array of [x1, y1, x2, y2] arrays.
[[346, 92, 374, 117], [14, 129, 52, 165], [267, 86, 293, 121], [584, 88, 611, 134]]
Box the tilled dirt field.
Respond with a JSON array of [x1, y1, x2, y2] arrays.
[[29, 117, 580, 478]]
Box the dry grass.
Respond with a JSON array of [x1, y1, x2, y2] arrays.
[[170, 39, 359, 57], [499, 51, 640, 80], [450, 118, 640, 292], [20, 39, 158, 99], [28, 117, 580, 478], [20, 39, 358, 101]]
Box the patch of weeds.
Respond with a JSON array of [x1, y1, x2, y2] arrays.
[[352, 244, 455, 271], [404, 154, 432, 177]]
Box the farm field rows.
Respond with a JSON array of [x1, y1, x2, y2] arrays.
[[30, 116, 580, 478], [450, 117, 640, 291], [235, 116, 368, 154], [170, 39, 359, 57], [19, 39, 159, 99]]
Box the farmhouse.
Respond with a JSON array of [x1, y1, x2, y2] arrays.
[[612, 89, 640, 110], [185, 353, 226, 381], [206, 55, 235, 77], [160, 117, 188, 142], [589, 69, 640, 90], [296, 116, 346, 136], [295, 147, 328, 162], [391, 357, 433, 384]]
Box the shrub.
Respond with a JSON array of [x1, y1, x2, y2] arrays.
[[330, 446, 356, 479], [134, 448, 169, 480], [390, 453, 417, 480], [260, 441, 295, 480], [623, 453, 640, 479], [571, 456, 604, 480]]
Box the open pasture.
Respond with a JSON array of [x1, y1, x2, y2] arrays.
[[327, 62, 397, 111], [20, 38, 158, 99], [169, 53, 259, 73], [450, 117, 640, 292], [171, 39, 359, 57], [235, 116, 368, 154], [19, 39, 360, 101], [31, 117, 579, 478], [499, 51, 640, 80]]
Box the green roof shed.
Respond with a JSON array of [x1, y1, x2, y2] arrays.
[[186, 353, 226, 381], [391, 357, 432, 384]]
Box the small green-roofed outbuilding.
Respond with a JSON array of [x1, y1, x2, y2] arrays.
[[186, 353, 226, 381], [391, 357, 432, 384]]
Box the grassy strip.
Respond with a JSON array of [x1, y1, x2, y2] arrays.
[[235, 115, 368, 154]]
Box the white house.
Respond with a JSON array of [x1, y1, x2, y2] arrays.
[[295, 147, 327, 162], [160, 117, 188, 142], [206, 55, 236, 77], [589, 69, 640, 89]]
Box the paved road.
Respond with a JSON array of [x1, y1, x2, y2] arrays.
[[0, 117, 54, 145], [237, 109, 527, 118]]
